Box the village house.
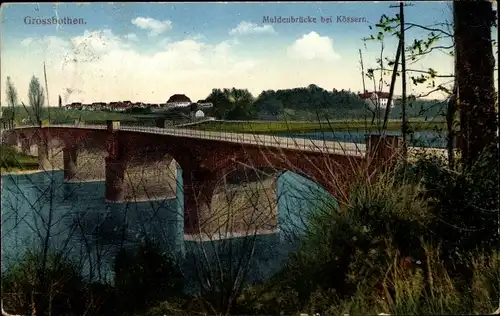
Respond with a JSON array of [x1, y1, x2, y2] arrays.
[[196, 99, 214, 109], [166, 94, 192, 108], [91, 102, 106, 110], [358, 91, 394, 109], [65, 102, 83, 110]]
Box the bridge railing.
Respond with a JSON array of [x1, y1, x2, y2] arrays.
[[7, 124, 366, 156], [120, 125, 366, 156]]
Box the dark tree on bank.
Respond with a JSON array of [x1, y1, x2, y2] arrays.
[[27, 75, 45, 126], [454, 0, 497, 166], [5, 76, 18, 129]]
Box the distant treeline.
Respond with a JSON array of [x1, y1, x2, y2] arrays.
[[198, 84, 447, 121], [1, 84, 447, 125]]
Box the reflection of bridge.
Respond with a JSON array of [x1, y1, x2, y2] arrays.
[[3, 122, 402, 239]]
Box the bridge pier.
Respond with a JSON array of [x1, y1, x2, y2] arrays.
[[366, 134, 402, 166], [155, 118, 168, 128], [63, 147, 78, 181], [182, 168, 219, 238], [104, 157, 126, 203], [37, 141, 50, 170], [20, 139, 31, 155]]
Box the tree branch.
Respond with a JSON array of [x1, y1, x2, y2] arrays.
[[404, 22, 453, 37], [367, 67, 455, 78], [408, 45, 454, 58]]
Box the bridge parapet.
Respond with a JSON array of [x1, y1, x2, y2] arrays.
[[365, 134, 403, 166]]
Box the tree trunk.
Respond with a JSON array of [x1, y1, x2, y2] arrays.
[[454, 0, 497, 167]]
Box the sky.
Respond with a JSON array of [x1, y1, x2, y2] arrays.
[[0, 2, 497, 106]]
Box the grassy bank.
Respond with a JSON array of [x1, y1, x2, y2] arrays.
[[0, 145, 39, 173], [186, 119, 446, 133]]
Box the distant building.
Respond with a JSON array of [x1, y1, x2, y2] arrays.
[[195, 110, 205, 118], [196, 99, 214, 108], [358, 91, 393, 109], [92, 102, 106, 110], [65, 102, 83, 110], [166, 94, 192, 108]]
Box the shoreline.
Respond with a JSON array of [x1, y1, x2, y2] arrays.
[[184, 228, 280, 242], [1, 168, 62, 176]]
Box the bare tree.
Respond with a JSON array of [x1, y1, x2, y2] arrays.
[[5, 77, 18, 129], [27, 76, 45, 127]]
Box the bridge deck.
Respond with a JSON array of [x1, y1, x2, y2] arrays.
[[4, 124, 449, 159]]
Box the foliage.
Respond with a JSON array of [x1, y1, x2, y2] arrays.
[[27, 75, 45, 122], [404, 150, 499, 267], [0, 145, 38, 171], [206, 88, 257, 120], [229, 152, 499, 316], [4, 76, 18, 129], [113, 240, 185, 313], [364, 8, 455, 98], [205, 85, 446, 121], [1, 249, 88, 316]]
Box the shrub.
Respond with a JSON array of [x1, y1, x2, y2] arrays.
[[113, 239, 184, 313], [276, 167, 431, 308], [403, 151, 498, 278], [248, 150, 498, 315], [1, 249, 88, 316]]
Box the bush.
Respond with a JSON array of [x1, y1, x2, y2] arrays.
[[1, 249, 88, 316], [403, 150, 498, 277], [113, 240, 184, 313], [239, 151, 499, 315], [278, 168, 430, 303]]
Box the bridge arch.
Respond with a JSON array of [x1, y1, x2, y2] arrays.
[[198, 163, 341, 239]]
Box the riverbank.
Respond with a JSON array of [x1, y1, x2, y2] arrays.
[[0, 145, 40, 175], [185, 119, 446, 133], [1, 168, 46, 176]]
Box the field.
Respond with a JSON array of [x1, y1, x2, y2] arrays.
[[2, 107, 449, 135], [1, 107, 139, 125], [186, 119, 446, 133]]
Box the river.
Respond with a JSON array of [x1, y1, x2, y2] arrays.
[[1, 168, 329, 291]]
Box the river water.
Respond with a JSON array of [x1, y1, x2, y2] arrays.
[[1, 169, 329, 289], [1, 130, 446, 290]]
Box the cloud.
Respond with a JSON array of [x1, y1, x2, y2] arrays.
[[229, 21, 276, 36], [20, 38, 34, 46], [124, 33, 139, 41], [131, 17, 173, 36], [3, 29, 260, 105], [286, 32, 340, 61], [2, 28, 453, 107]]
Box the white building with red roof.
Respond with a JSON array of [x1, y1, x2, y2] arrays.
[[358, 91, 394, 109]]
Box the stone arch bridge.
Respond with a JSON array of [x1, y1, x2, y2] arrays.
[[2, 122, 402, 240]]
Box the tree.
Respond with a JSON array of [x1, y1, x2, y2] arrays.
[[254, 95, 283, 116], [5, 76, 18, 129], [206, 88, 232, 119], [206, 88, 256, 120], [453, 0, 497, 166], [225, 88, 256, 120], [363, 4, 460, 164], [28, 75, 45, 126]]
